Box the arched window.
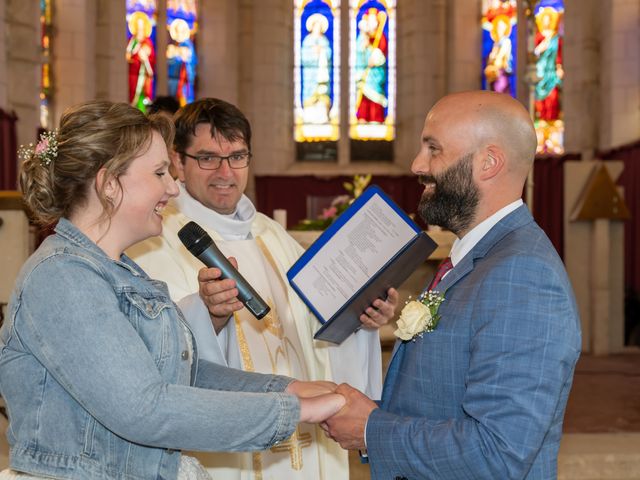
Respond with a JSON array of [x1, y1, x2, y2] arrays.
[[293, 0, 396, 163], [166, 0, 198, 106], [481, 0, 565, 154], [294, 0, 341, 161], [349, 0, 395, 142], [532, 0, 564, 154], [481, 0, 518, 97], [126, 0, 158, 113], [39, 0, 53, 129]]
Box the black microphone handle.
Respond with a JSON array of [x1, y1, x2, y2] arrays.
[[196, 244, 270, 320]]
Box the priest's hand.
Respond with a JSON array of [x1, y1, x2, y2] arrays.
[[197, 257, 244, 333], [321, 383, 378, 450], [359, 287, 400, 329]]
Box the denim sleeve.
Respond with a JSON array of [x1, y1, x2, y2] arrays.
[[194, 359, 295, 393], [14, 254, 299, 452]]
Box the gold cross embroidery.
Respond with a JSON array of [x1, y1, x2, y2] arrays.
[[270, 427, 312, 470]]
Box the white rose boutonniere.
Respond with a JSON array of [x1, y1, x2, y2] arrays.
[[394, 291, 445, 341]]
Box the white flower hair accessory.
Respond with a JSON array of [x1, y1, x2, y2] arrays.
[[18, 129, 59, 167], [394, 291, 445, 341]]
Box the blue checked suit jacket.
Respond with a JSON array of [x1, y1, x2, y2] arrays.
[[366, 205, 581, 479]]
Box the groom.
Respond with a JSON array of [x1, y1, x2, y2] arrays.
[[324, 90, 581, 479]]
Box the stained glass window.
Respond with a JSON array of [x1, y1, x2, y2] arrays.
[[532, 0, 564, 154], [349, 0, 395, 142], [166, 0, 198, 106], [481, 0, 518, 97], [39, 0, 52, 129], [294, 0, 340, 157], [126, 0, 157, 113]]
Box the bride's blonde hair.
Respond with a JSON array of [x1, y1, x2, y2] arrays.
[[20, 101, 174, 226]]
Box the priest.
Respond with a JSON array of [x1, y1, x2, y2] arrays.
[[128, 97, 398, 480]]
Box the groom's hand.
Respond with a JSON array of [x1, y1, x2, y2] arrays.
[[359, 287, 399, 329], [323, 383, 378, 450]]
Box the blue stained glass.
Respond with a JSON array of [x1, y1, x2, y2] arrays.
[[481, 0, 518, 98], [295, 0, 339, 143], [300, 1, 335, 122], [533, 0, 564, 154], [167, 0, 198, 106]]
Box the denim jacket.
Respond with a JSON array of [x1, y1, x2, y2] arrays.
[[0, 218, 299, 480]]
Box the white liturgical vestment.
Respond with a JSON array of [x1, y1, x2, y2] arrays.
[[128, 183, 382, 480]]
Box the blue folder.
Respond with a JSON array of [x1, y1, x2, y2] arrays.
[[287, 185, 437, 344]]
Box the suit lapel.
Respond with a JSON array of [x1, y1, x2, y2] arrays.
[[381, 206, 535, 407], [435, 206, 534, 294]]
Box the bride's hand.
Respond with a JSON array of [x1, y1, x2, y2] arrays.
[[299, 393, 345, 424], [285, 380, 337, 398]]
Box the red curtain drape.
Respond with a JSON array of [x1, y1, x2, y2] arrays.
[[528, 154, 581, 258], [531, 155, 568, 257], [601, 141, 640, 296], [255, 175, 424, 229], [0, 108, 19, 190]]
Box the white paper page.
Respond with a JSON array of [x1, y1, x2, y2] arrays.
[[292, 193, 416, 320]]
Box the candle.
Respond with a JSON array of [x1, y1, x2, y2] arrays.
[[273, 209, 287, 229]]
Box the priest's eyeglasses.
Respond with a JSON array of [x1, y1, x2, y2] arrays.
[[180, 151, 252, 170]]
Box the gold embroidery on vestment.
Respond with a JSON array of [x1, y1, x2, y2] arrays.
[[234, 312, 255, 371], [235, 238, 314, 473], [235, 314, 263, 478], [270, 427, 312, 470], [252, 452, 263, 480]]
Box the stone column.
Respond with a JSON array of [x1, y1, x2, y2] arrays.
[[598, 0, 640, 150], [394, 0, 447, 171], [198, 0, 240, 103], [53, 0, 97, 122], [562, 0, 600, 154], [445, 0, 481, 95], [244, 0, 295, 185], [96, 0, 127, 103], [155, 1, 168, 96], [6, 0, 40, 146]]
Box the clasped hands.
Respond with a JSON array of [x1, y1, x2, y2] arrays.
[[286, 380, 378, 450], [199, 258, 397, 450]]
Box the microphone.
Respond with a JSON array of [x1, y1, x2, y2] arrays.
[[177, 221, 270, 320]]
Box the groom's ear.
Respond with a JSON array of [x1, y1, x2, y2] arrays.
[[479, 145, 504, 181]]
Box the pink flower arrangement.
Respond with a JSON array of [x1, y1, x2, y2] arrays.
[[35, 138, 50, 155], [18, 129, 59, 167]]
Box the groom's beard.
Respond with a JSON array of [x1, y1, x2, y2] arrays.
[[417, 152, 479, 236]]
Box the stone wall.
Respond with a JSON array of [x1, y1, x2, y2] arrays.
[[0, 0, 638, 166], [0, 1, 7, 107], [4, 0, 40, 148], [599, 0, 640, 150], [95, 0, 127, 103]]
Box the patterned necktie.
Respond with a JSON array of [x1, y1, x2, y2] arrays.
[[427, 257, 453, 291]]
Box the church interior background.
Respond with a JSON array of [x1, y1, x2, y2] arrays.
[[0, 1, 639, 478]]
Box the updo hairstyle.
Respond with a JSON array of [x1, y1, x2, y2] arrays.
[[20, 100, 174, 226]]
